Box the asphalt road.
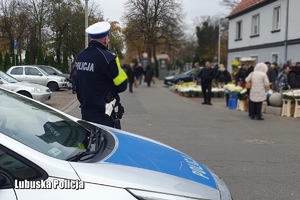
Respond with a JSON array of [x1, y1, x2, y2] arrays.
[[67, 80, 300, 200]]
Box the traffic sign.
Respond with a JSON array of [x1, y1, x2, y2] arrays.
[[14, 38, 18, 50]]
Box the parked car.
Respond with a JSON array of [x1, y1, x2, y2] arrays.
[[0, 87, 232, 200], [0, 71, 51, 102], [37, 65, 70, 82], [164, 68, 196, 85], [6, 65, 69, 91]]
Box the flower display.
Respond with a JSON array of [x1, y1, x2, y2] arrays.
[[282, 90, 294, 100], [231, 60, 240, 68], [240, 57, 256, 62], [238, 89, 248, 100], [172, 82, 225, 97], [292, 90, 300, 99]]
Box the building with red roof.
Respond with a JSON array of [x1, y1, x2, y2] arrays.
[[227, 0, 300, 71]]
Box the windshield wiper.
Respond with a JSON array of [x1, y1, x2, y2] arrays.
[[66, 127, 106, 162]]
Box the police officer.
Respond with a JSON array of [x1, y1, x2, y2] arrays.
[[76, 21, 128, 129]]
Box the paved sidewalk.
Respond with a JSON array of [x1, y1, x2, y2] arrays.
[[44, 89, 79, 112]]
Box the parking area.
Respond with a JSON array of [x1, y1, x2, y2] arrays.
[[44, 89, 78, 112]]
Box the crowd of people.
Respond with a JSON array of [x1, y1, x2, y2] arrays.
[[192, 59, 300, 120], [233, 60, 300, 120], [122, 63, 155, 93]]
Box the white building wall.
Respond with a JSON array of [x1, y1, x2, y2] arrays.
[[287, 44, 300, 64], [288, 0, 300, 40], [227, 46, 286, 72], [228, 0, 288, 49]]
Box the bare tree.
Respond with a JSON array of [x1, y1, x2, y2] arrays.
[[123, 0, 185, 76], [0, 0, 28, 60], [219, 0, 241, 11]]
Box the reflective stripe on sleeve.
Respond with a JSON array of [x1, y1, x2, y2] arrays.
[[113, 57, 128, 86]]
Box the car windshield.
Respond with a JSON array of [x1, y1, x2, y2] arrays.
[[38, 67, 50, 76], [40, 66, 63, 75], [183, 69, 194, 75], [0, 89, 90, 161], [0, 71, 19, 83], [51, 67, 63, 74]]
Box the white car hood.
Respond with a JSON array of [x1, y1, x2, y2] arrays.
[[71, 162, 219, 199], [14, 81, 49, 90]]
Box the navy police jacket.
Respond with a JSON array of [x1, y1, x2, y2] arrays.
[[76, 41, 128, 116]]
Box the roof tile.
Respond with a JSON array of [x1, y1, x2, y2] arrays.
[[229, 0, 264, 16]]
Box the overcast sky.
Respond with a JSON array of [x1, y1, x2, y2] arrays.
[[95, 0, 230, 34]]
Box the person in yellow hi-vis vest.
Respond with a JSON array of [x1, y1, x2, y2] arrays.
[[76, 21, 128, 129]]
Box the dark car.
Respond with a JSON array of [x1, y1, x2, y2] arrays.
[[164, 69, 196, 85], [37, 65, 70, 82]]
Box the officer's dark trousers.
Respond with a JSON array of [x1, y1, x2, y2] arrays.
[[201, 82, 212, 103], [82, 114, 115, 128]]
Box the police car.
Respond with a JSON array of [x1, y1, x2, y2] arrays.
[[0, 87, 232, 200]]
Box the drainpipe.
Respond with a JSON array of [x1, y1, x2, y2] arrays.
[[284, 0, 290, 62]]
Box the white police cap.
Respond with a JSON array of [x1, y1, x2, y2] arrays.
[[86, 21, 111, 39]]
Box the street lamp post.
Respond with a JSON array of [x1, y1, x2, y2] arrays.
[[218, 18, 224, 67], [85, 0, 89, 48]]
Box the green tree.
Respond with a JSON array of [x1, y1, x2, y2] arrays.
[[196, 18, 219, 65], [108, 21, 124, 59], [25, 50, 31, 65], [62, 51, 69, 73], [0, 52, 3, 71], [4, 53, 11, 71], [37, 48, 44, 65], [48, 55, 56, 67]]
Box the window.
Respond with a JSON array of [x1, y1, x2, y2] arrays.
[[0, 147, 46, 181], [272, 54, 278, 63], [273, 7, 281, 30], [10, 67, 23, 75], [251, 55, 258, 61], [236, 21, 242, 39], [235, 57, 241, 62], [252, 15, 260, 35], [25, 67, 41, 76]]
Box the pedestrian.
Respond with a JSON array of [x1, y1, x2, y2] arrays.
[[69, 63, 77, 94], [245, 62, 269, 120], [212, 63, 219, 87], [135, 63, 144, 85], [75, 21, 128, 129], [275, 65, 291, 93], [144, 65, 154, 87], [265, 61, 276, 90], [193, 62, 201, 85], [215, 64, 231, 88], [198, 61, 215, 105], [272, 62, 280, 77], [126, 63, 136, 93], [246, 59, 258, 117], [235, 63, 247, 87]]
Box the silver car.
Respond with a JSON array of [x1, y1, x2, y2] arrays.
[[0, 71, 51, 102], [0, 87, 232, 200], [6, 65, 69, 91]]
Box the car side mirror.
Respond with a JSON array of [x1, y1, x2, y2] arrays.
[[53, 72, 57, 75], [0, 79, 3, 84], [39, 73, 43, 76]]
